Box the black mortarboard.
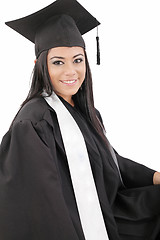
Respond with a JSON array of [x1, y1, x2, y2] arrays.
[[5, 0, 100, 63]]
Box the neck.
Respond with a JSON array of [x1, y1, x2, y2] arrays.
[[59, 95, 75, 107]]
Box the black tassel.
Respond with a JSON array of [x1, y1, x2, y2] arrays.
[[96, 27, 100, 65]]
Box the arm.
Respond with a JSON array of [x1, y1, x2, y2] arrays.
[[0, 119, 78, 239], [95, 110, 159, 187], [116, 153, 156, 188]]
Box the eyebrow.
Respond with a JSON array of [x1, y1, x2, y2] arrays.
[[49, 53, 84, 61]]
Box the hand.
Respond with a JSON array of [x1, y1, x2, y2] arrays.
[[153, 172, 160, 185]]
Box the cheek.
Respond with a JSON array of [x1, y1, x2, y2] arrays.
[[48, 66, 59, 84], [80, 64, 86, 82], [77, 62, 86, 79]]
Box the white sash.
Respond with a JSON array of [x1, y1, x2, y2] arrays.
[[44, 92, 109, 240]]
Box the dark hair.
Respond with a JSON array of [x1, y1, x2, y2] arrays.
[[19, 50, 106, 143]]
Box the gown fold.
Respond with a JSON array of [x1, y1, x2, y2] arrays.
[[0, 97, 160, 240]]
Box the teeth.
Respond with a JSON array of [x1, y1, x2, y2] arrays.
[[63, 80, 76, 84]]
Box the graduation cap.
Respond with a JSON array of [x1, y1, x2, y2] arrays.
[[5, 0, 101, 64]]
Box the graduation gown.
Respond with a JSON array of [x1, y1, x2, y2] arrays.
[[0, 97, 160, 240]]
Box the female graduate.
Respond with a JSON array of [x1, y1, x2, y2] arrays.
[[1, 0, 160, 239]]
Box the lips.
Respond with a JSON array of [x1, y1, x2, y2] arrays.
[[60, 79, 77, 86]]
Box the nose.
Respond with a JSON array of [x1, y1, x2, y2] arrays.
[[64, 62, 77, 77]]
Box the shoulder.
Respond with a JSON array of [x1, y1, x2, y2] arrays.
[[14, 97, 54, 125], [1, 98, 56, 151]]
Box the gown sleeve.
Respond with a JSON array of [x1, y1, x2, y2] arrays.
[[95, 109, 155, 188], [0, 119, 79, 240], [116, 153, 155, 188]]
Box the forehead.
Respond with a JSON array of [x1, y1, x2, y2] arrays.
[[48, 46, 84, 57]]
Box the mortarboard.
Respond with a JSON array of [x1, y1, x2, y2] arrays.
[[5, 0, 100, 64]]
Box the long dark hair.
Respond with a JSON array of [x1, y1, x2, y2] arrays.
[[18, 49, 106, 142]]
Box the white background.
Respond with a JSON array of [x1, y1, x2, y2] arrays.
[[0, 0, 160, 170]]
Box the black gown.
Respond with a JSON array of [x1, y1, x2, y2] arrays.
[[0, 97, 160, 240]]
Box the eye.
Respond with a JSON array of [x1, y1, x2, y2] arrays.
[[52, 60, 64, 65], [74, 58, 83, 64]]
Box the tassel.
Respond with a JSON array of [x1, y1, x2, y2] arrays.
[[96, 26, 100, 65]]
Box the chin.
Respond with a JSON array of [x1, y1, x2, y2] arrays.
[[67, 87, 80, 96]]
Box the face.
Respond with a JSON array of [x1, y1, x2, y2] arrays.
[[47, 46, 86, 105]]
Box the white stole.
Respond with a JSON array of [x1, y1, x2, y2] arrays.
[[44, 92, 109, 240]]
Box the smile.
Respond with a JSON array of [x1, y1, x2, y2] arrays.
[[60, 79, 77, 86]]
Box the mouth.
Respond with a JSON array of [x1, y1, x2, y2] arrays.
[[60, 79, 78, 86]]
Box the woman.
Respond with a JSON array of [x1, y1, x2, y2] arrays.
[[1, 0, 160, 239]]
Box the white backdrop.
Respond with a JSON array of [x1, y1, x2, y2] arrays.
[[0, 0, 160, 170]]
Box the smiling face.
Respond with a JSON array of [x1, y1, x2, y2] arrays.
[[47, 46, 86, 106]]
